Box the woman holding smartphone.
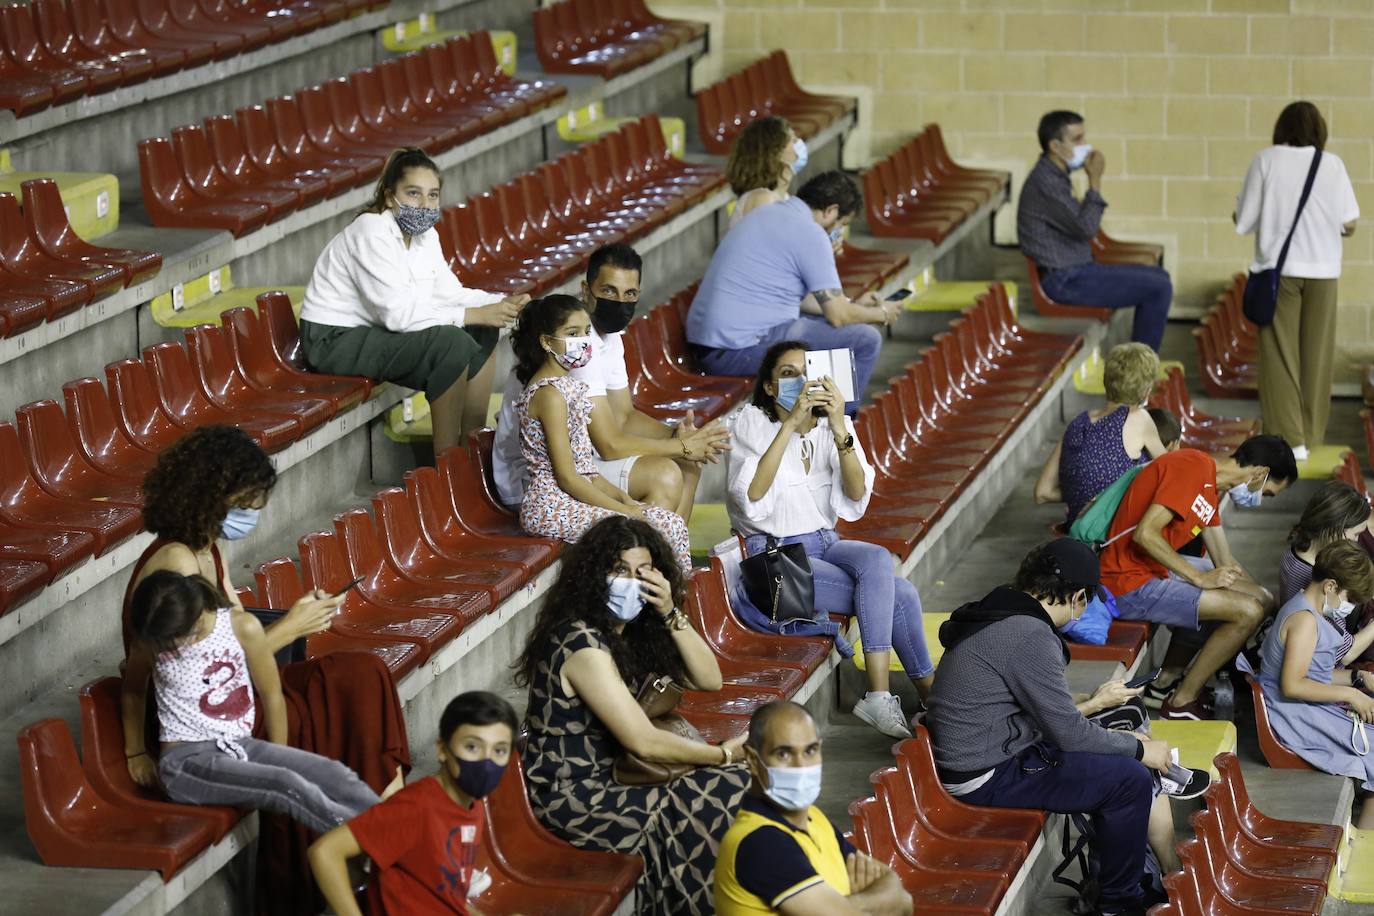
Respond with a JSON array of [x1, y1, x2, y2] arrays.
[[725, 341, 934, 739]]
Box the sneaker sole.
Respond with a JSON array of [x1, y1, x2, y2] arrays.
[[1159, 708, 1205, 721]]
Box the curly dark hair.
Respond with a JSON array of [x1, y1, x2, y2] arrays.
[[511, 293, 587, 385], [141, 426, 277, 550], [725, 115, 791, 196], [514, 516, 688, 690]]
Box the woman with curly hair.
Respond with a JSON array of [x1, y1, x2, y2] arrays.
[[121, 425, 338, 654], [724, 115, 805, 230], [515, 516, 749, 916]]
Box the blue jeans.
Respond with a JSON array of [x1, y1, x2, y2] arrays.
[[1041, 263, 1172, 350], [959, 744, 1153, 906], [743, 529, 934, 679], [695, 315, 883, 411]]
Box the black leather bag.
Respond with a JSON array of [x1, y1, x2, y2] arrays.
[[740, 537, 815, 625], [1242, 149, 1322, 327]]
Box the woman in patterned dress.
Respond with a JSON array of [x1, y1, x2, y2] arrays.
[[514, 517, 751, 915], [512, 294, 693, 573]]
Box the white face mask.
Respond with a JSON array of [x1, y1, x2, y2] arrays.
[[1064, 143, 1092, 171], [606, 576, 644, 622], [1324, 591, 1356, 619], [763, 763, 822, 811]]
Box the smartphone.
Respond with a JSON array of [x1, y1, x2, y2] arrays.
[[333, 575, 364, 598], [1125, 667, 1162, 690], [886, 288, 913, 301]]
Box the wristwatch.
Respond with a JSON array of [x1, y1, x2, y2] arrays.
[[834, 433, 855, 453], [667, 608, 691, 631]]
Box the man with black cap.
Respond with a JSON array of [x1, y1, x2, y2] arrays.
[[924, 539, 1175, 916]]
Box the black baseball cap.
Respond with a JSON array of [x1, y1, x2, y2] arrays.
[[1042, 538, 1100, 591]]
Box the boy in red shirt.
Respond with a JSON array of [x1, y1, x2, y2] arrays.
[[309, 691, 518, 915], [1099, 437, 1297, 721]]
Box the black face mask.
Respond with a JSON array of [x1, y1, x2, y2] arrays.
[[591, 296, 637, 335]]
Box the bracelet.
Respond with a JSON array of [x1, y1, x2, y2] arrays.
[[127, 751, 148, 759], [720, 743, 732, 765], [680, 438, 693, 459], [667, 608, 691, 631]]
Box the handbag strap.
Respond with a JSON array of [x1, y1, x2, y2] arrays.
[[1274, 149, 1323, 277]]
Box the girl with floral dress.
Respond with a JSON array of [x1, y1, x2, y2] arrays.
[[512, 294, 693, 574]]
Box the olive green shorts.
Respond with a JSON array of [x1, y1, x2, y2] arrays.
[[299, 320, 499, 401]]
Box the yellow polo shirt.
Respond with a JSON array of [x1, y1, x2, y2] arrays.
[[715, 795, 853, 914]]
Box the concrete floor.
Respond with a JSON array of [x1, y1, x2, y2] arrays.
[[813, 255, 1374, 914]]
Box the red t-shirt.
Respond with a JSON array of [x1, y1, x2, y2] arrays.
[[349, 776, 484, 916], [1099, 449, 1221, 596]]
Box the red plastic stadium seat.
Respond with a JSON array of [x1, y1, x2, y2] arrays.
[[0, 34, 57, 114], [170, 124, 302, 220], [0, 517, 95, 582], [65, 0, 182, 78], [370, 486, 529, 605], [0, 192, 123, 305], [869, 766, 1025, 877], [0, 2, 123, 96], [1206, 753, 1342, 854], [222, 303, 367, 413], [18, 718, 218, 879], [486, 753, 643, 897], [449, 434, 543, 541], [236, 103, 359, 197], [1244, 674, 1314, 771], [20, 179, 161, 287], [139, 137, 271, 236], [686, 559, 828, 676], [78, 677, 241, 841], [1190, 806, 1332, 889], [0, 420, 141, 555], [202, 113, 334, 206], [102, 357, 189, 454], [0, 556, 48, 612], [694, 51, 854, 154], [99, 0, 214, 71], [0, 286, 48, 337], [403, 465, 556, 576], [15, 398, 145, 506], [254, 556, 423, 678], [1174, 837, 1325, 915], [1066, 620, 1148, 666], [297, 527, 465, 665], [141, 340, 301, 451], [1023, 255, 1111, 322], [183, 322, 333, 432]]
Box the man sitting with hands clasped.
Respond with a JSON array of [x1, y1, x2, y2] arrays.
[[926, 540, 1189, 916], [715, 701, 913, 915]]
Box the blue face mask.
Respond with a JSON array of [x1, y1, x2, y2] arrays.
[[764, 763, 823, 811], [606, 576, 645, 622], [774, 375, 804, 413], [828, 222, 845, 244], [453, 757, 506, 800], [789, 138, 808, 177], [220, 506, 260, 541], [1229, 472, 1267, 510], [1065, 143, 1092, 171]]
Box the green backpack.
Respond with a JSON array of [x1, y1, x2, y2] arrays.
[[1069, 465, 1144, 549]]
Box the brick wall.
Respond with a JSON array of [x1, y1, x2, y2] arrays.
[[661, 0, 1374, 379]]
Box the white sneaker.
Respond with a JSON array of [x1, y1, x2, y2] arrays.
[[1293, 445, 1310, 462], [853, 693, 912, 739]]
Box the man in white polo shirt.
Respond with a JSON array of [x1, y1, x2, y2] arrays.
[[492, 244, 729, 519]]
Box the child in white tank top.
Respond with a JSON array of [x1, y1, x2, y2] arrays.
[[122, 571, 396, 834]]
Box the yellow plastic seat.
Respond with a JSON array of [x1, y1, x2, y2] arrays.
[[149, 266, 303, 328], [687, 504, 732, 562], [903, 280, 1017, 314], [0, 168, 119, 240]]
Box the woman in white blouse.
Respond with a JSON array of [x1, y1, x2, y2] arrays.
[[299, 148, 529, 452], [1235, 102, 1359, 462], [727, 341, 934, 738]]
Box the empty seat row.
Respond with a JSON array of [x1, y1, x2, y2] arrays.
[[848, 727, 1046, 913], [847, 283, 1081, 562], [0, 292, 370, 615], [864, 125, 1007, 245], [696, 50, 856, 155], [435, 114, 725, 295], [1, 178, 162, 338], [1193, 273, 1258, 400], [532, 0, 703, 78], [1147, 365, 1258, 454], [140, 31, 565, 236], [0, 0, 382, 116], [1154, 753, 1339, 916]]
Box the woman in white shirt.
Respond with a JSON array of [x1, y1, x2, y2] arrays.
[[1235, 102, 1359, 461], [299, 148, 529, 453], [727, 341, 934, 739]]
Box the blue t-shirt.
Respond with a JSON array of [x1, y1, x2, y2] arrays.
[[686, 197, 842, 349]]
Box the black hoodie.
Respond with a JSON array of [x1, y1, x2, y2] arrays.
[[926, 587, 1139, 779]]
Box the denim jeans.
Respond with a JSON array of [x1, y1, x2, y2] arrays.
[[959, 744, 1154, 906], [159, 737, 380, 834], [1041, 263, 1173, 351], [695, 315, 884, 411], [743, 529, 934, 679]]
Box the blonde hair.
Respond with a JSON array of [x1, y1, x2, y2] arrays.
[[725, 116, 791, 197], [1103, 343, 1159, 405]]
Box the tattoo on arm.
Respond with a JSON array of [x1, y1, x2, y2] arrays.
[[813, 288, 842, 306]]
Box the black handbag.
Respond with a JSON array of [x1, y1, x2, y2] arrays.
[[740, 537, 815, 624], [1243, 149, 1322, 327]]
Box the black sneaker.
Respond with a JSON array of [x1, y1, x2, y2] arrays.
[[1159, 764, 1211, 800]]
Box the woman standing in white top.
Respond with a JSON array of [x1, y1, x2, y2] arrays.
[[726, 341, 934, 739], [1235, 102, 1359, 460], [299, 148, 530, 453]]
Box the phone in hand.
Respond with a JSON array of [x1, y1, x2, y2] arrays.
[[333, 575, 364, 598], [886, 288, 913, 301], [1125, 667, 1162, 691]]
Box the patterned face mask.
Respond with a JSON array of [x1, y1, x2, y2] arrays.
[[548, 335, 594, 371], [393, 203, 442, 236]]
